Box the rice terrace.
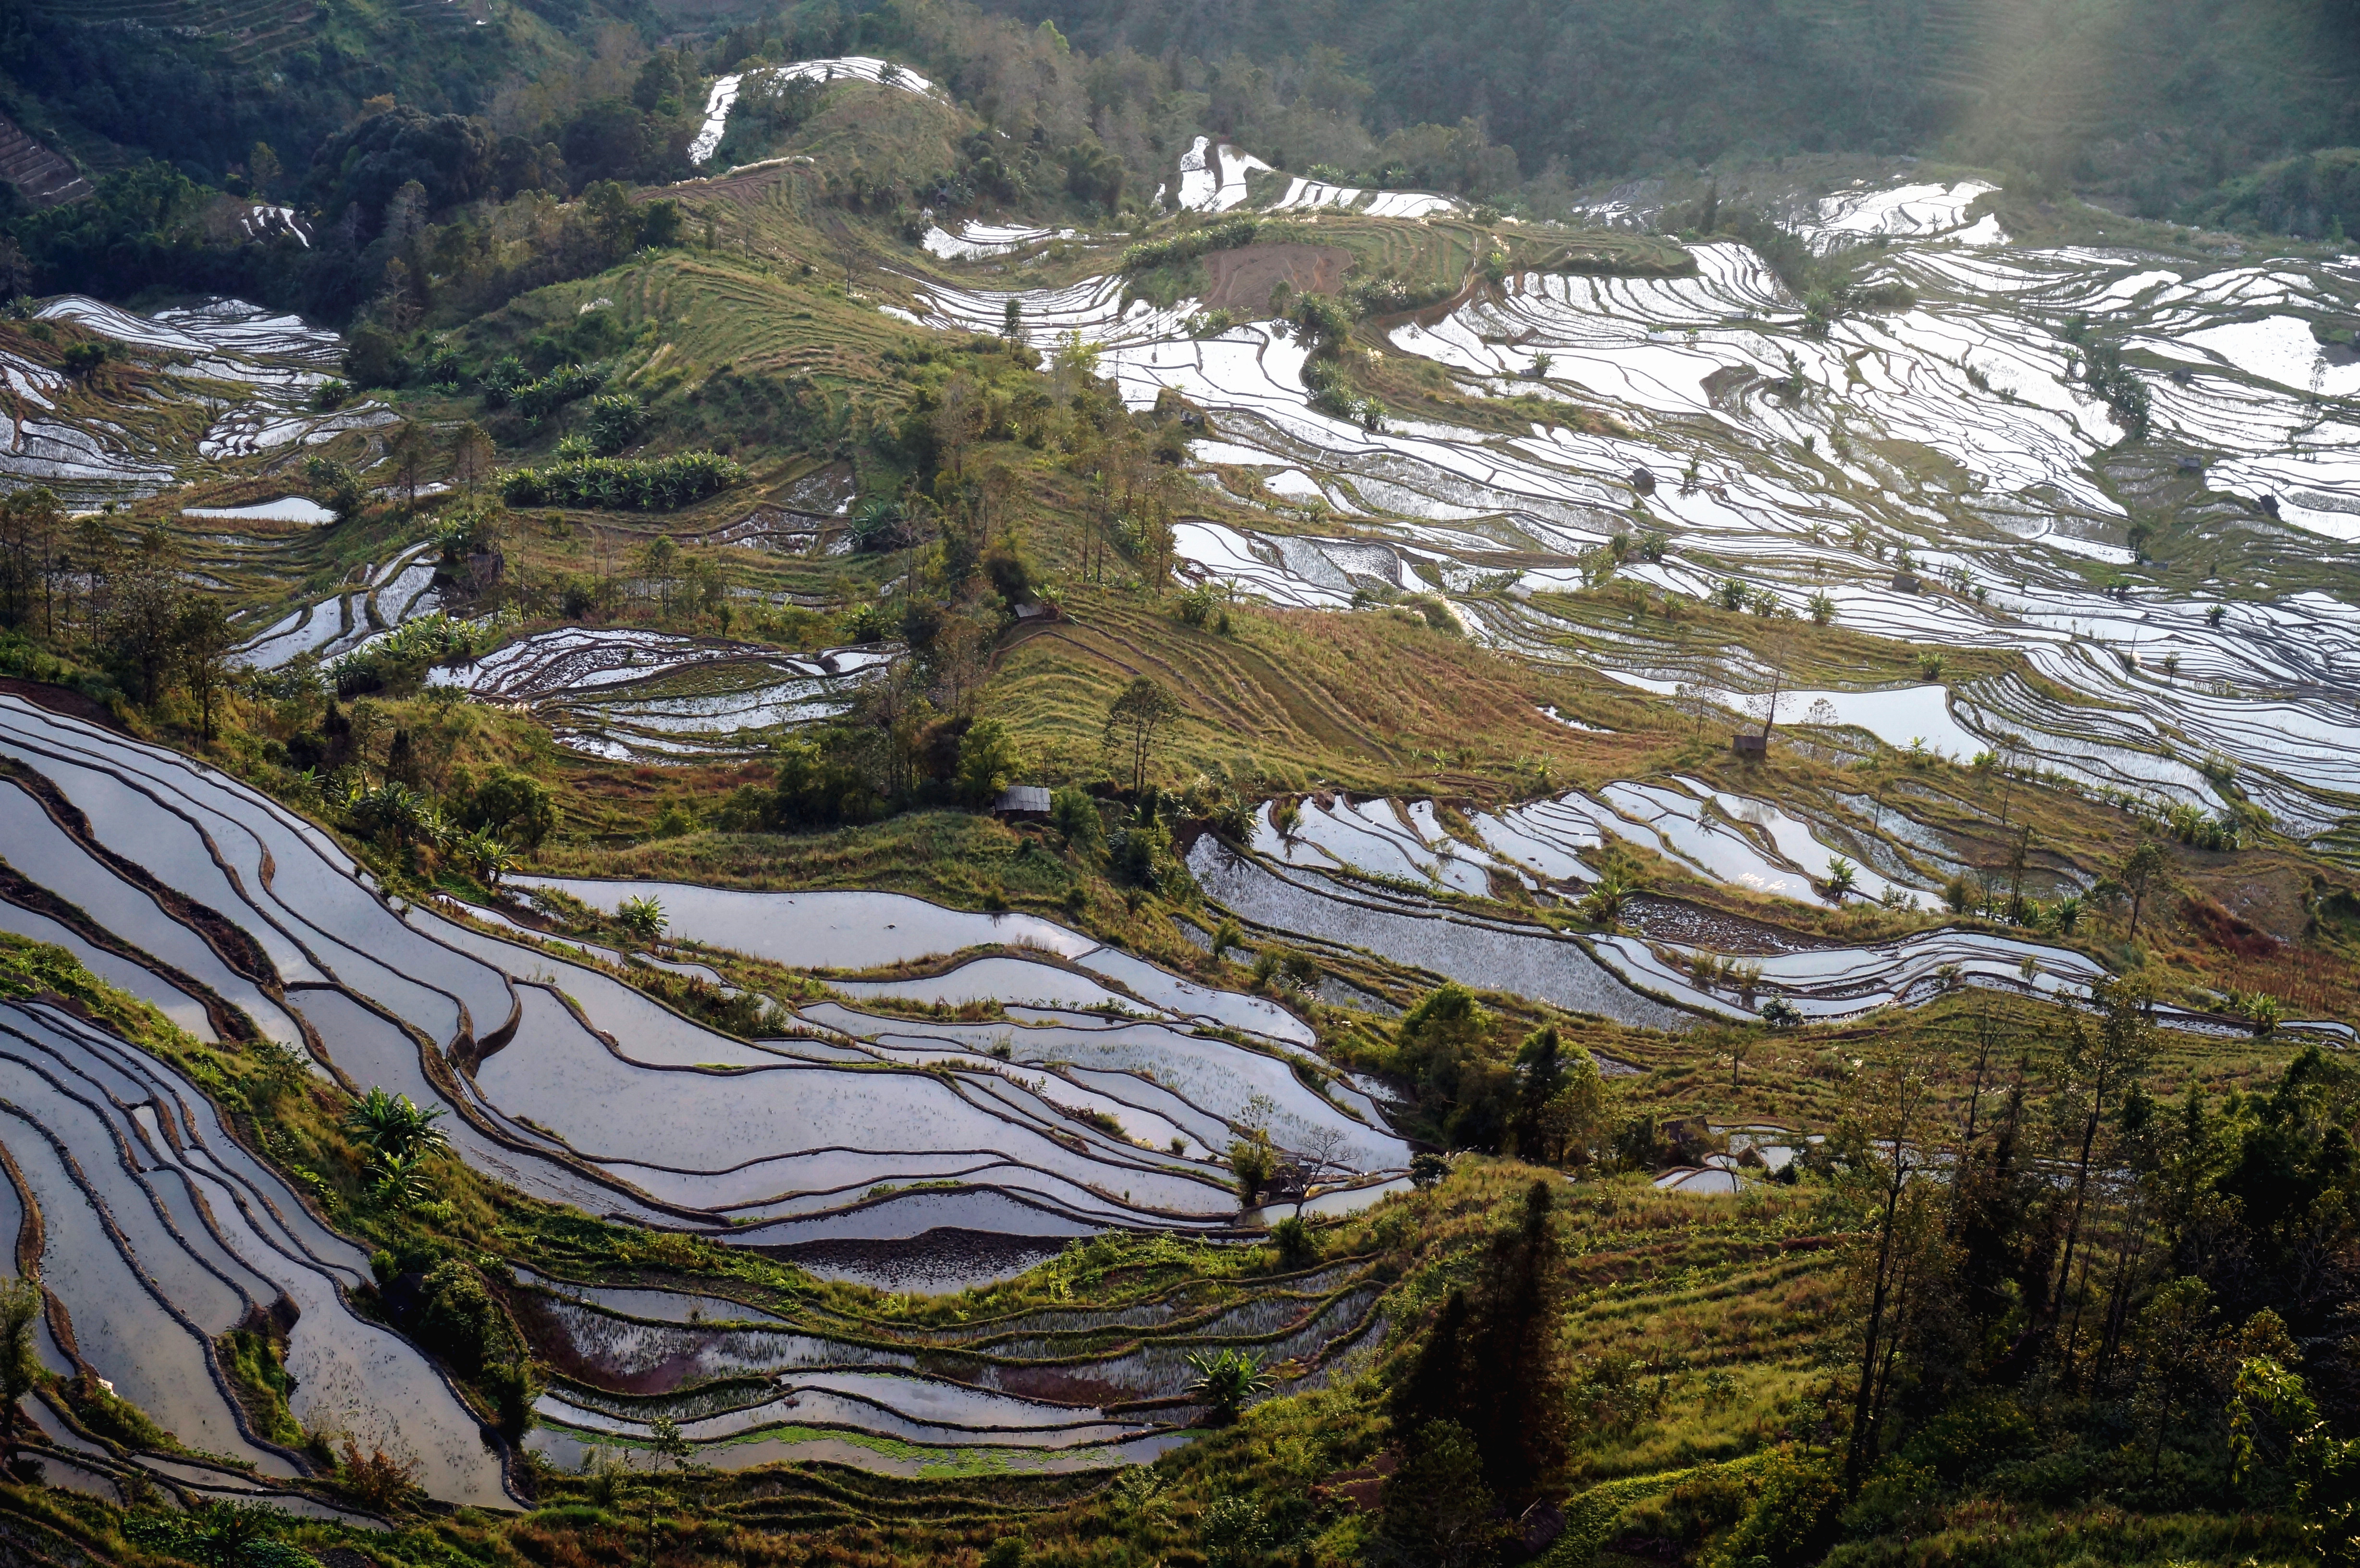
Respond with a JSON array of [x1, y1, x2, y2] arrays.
[[0, 1, 2353, 1566]]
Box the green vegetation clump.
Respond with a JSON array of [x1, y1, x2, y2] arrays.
[[1120, 217, 1262, 273], [505, 363, 611, 419], [499, 451, 745, 510]]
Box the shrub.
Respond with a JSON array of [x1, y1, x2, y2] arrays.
[[583, 392, 642, 454], [1120, 216, 1258, 273], [1270, 1213, 1317, 1263], [413, 1260, 504, 1377], [1719, 1445, 1843, 1567], [510, 362, 608, 419], [1050, 786, 1103, 849], [479, 355, 530, 406], [501, 451, 743, 510]]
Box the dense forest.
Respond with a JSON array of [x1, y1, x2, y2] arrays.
[[961, 0, 2360, 222], [7, 0, 2360, 263]]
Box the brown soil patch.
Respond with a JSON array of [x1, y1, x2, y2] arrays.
[[0, 677, 123, 732], [1201, 243, 1354, 315]]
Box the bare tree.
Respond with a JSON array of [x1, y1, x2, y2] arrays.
[[387, 421, 434, 510], [449, 421, 496, 494]]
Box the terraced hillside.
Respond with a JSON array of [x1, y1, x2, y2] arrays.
[[0, 21, 2353, 1568]]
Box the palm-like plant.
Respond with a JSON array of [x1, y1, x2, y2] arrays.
[[617, 894, 667, 944], [369, 1148, 436, 1210], [1184, 1348, 1271, 1424], [342, 1086, 450, 1164], [1825, 857, 1858, 902], [1579, 870, 1634, 926], [453, 828, 516, 887], [347, 781, 445, 848]]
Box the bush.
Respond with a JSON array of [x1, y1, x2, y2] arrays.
[[343, 326, 406, 388], [479, 355, 530, 406], [463, 768, 556, 849], [1269, 1214, 1317, 1262], [766, 730, 883, 829], [1719, 1446, 1843, 1568], [511, 362, 609, 419], [583, 392, 642, 454], [1050, 786, 1103, 849], [1120, 216, 1259, 273], [501, 451, 743, 510]]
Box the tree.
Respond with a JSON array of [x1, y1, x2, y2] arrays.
[[637, 534, 680, 615], [449, 422, 496, 493], [0, 486, 62, 635], [109, 545, 183, 706], [1840, 1051, 1945, 1487], [2047, 982, 2154, 1354], [830, 223, 864, 292], [385, 421, 430, 511], [306, 454, 369, 524], [464, 768, 555, 848], [173, 595, 235, 742], [2119, 837, 2169, 939], [248, 141, 283, 197], [1227, 1135, 1276, 1203], [1509, 1026, 1566, 1161], [955, 717, 1019, 805], [930, 612, 994, 717], [2230, 1355, 2360, 1563], [1825, 856, 1857, 902], [643, 1415, 699, 1568], [1001, 296, 1023, 342], [1104, 676, 1181, 794]]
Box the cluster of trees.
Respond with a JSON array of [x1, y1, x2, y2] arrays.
[[1823, 989, 2360, 1550], [958, 0, 2360, 220], [499, 450, 743, 510], [1389, 985, 1611, 1158], [1366, 981, 2360, 1565], [0, 0, 579, 189], [265, 672, 558, 883], [367, 1239, 534, 1436], [2201, 146, 2360, 240], [694, 0, 1533, 217], [758, 705, 1020, 828], [0, 501, 241, 739]]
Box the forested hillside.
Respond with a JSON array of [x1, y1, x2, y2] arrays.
[[955, 0, 2360, 223]]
